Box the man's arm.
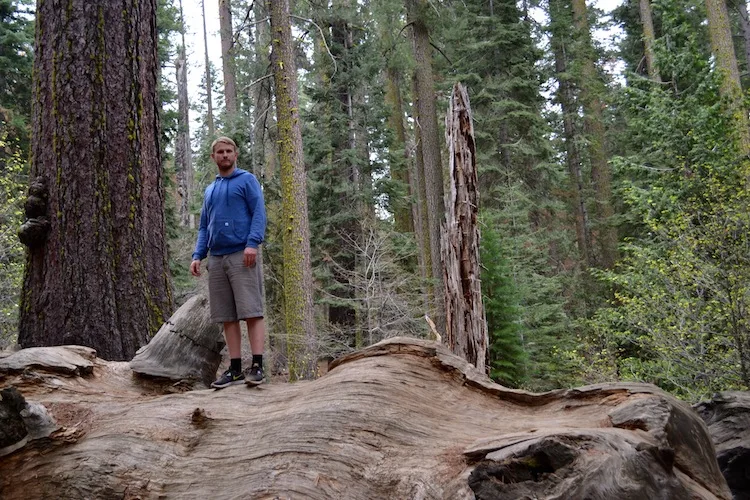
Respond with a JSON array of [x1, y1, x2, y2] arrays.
[[243, 247, 257, 268], [244, 174, 267, 250], [190, 259, 202, 276], [191, 190, 211, 276]]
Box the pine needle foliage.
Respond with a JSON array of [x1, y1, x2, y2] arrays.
[[480, 216, 526, 387], [0, 0, 33, 150]]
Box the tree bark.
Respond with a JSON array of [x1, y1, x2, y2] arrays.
[[443, 83, 489, 374], [19, 0, 173, 361], [375, 0, 414, 233], [571, 0, 618, 269], [406, 0, 446, 335], [0, 338, 733, 500], [219, 0, 238, 116], [201, 0, 216, 137], [695, 391, 750, 499], [550, 0, 593, 268], [735, 0, 750, 83], [175, 0, 193, 227], [129, 294, 223, 387], [268, 0, 317, 381], [639, 0, 661, 81], [385, 67, 414, 233], [327, 4, 359, 337], [706, 0, 750, 155], [251, 1, 274, 180], [411, 73, 433, 319]]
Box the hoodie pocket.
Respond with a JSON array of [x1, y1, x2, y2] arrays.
[[210, 218, 241, 249], [233, 220, 249, 242]]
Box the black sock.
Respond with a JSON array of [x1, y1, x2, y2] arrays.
[[230, 358, 241, 373], [252, 354, 263, 368]]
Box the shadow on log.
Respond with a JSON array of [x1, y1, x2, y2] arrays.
[[695, 391, 750, 500], [129, 294, 223, 388], [0, 337, 732, 499]]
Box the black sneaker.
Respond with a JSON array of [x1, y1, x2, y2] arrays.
[[211, 369, 245, 389], [245, 363, 264, 386]]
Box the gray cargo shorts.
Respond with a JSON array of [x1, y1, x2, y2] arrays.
[[207, 250, 264, 323]]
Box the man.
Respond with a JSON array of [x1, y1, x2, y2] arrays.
[[190, 136, 267, 388]]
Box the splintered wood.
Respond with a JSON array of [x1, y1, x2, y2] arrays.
[[443, 82, 488, 374]]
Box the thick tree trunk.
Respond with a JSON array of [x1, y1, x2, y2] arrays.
[[251, 1, 274, 180], [406, 0, 447, 335], [327, 7, 359, 337], [411, 74, 433, 320], [19, 0, 173, 361], [175, 28, 193, 227], [706, 0, 750, 155], [201, 0, 216, 137], [0, 338, 733, 499], [219, 0, 238, 116], [736, 0, 750, 82], [571, 0, 618, 269], [385, 67, 414, 233], [550, 2, 593, 268], [374, 0, 416, 257], [268, 0, 317, 381], [639, 0, 661, 81], [443, 83, 488, 374]]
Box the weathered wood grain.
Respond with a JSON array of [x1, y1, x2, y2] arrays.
[[695, 391, 750, 499], [0, 337, 732, 499], [0, 345, 95, 375], [442, 82, 488, 374], [129, 294, 223, 387]]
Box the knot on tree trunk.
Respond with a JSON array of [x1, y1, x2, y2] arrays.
[[0, 386, 57, 458], [17, 176, 49, 248]]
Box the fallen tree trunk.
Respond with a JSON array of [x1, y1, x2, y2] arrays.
[[695, 391, 750, 499], [0, 337, 732, 499]]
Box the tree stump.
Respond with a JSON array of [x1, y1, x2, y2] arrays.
[[443, 82, 488, 374], [129, 293, 223, 387]]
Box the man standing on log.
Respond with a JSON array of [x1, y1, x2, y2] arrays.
[[190, 137, 267, 388]]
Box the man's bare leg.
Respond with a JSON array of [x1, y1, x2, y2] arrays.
[[211, 320, 245, 388], [223, 321, 242, 359], [246, 317, 265, 356], [245, 317, 266, 384]]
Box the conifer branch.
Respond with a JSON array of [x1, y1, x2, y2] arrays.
[[242, 73, 274, 92], [291, 15, 337, 78]]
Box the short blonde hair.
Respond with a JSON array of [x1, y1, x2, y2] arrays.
[[211, 136, 237, 152]]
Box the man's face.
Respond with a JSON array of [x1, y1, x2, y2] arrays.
[[211, 143, 238, 173]]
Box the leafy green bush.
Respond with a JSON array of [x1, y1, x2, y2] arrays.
[[0, 126, 27, 348]]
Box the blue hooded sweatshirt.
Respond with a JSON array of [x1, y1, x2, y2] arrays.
[[192, 168, 266, 260]]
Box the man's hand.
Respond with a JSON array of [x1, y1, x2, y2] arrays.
[[190, 259, 202, 277], [244, 247, 258, 268]]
